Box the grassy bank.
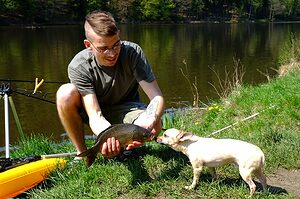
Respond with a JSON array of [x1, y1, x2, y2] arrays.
[[10, 65, 299, 198]]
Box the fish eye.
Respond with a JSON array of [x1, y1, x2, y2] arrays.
[[143, 132, 149, 137]]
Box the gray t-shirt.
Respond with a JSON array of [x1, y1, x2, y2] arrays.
[[68, 41, 155, 109]]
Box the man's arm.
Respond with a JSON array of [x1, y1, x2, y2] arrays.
[[82, 93, 111, 135], [134, 80, 165, 135], [82, 93, 120, 157], [126, 80, 164, 150]]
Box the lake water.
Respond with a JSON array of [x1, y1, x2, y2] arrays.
[[0, 23, 299, 148]]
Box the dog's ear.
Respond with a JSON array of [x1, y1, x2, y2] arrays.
[[176, 132, 193, 142]]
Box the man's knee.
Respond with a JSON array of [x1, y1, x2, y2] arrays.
[[56, 83, 80, 107]]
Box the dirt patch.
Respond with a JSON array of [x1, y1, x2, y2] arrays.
[[267, 168, 300, 197]]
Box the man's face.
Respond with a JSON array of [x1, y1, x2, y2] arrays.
[[85, 33, 121, 67]]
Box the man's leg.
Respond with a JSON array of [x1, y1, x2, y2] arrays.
[[56, 83, 87, 154]]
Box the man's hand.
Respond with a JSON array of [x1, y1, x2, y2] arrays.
[[101, 137, 121, 158], [126, 141, 143, 150], [101, 138, 144, 158]]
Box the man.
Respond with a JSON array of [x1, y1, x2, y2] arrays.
[[56, 10, 164, 159]]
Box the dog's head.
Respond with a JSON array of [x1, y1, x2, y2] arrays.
[[156, 128, 193, 149]]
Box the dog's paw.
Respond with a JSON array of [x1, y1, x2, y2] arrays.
[[184, 185, 195, 190]]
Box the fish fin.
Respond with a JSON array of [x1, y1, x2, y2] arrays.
[[77, 147, 94, 157], [101, 124, 116, 133]]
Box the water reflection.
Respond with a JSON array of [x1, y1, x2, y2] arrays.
[[0, 23, 299, 147]]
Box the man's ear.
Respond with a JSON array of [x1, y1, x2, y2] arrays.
[[176, 131, 193, 142], [84, 39, 92, 49]]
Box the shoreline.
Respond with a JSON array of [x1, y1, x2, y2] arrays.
[[1, 19, 300, 27]]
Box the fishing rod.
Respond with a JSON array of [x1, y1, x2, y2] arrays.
[[13, 90, 56, 104], [40, 152, 78, 159], [0, 152, 78, 172], [0, 78, 66, 84], [1, 77, 57, 104], [206, 105, 276, 137]]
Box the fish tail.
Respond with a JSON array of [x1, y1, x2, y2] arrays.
[[76, 147, 98, 167], [86, 154, 97, 167]]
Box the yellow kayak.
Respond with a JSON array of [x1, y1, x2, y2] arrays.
[[0, 158, 66, 199]]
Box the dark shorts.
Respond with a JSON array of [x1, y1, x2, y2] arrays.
[[80, 102, 147, 124]]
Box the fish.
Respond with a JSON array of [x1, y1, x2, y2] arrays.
[[77, 123, 155, 166]]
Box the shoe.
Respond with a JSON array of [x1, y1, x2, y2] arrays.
[[68, 156, 83, 166], [115, 149, 139, 162]]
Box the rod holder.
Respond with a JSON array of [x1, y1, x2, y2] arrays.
[[1, 83, 12, 158], [4, 94, 10, 158]]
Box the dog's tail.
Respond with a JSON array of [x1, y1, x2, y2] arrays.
[[260, 151, 266, 169]]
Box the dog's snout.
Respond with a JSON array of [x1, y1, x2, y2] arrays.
[[155, 136, 163, 144]]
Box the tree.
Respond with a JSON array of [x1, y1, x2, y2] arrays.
[[281, 0, 300, 18], [86, 0, 108, 13], [107, 0, 136, 22], [172, 0, 192, 21], [191, 0, 205, 20], [247, 0, 264, 19], [140, 0, 175, 21], [269, 0, 285, 20]]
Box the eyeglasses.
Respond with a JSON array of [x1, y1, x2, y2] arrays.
[[89, 40, 121, 54]]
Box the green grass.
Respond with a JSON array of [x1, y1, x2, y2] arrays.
[[10, 68, 300, 198]]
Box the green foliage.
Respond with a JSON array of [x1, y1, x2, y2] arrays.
[[192, 0, 205, 12], [86, 0, 106, 13], [140, 0, 175, 21], [1, 0, 300, 24], [281, 0, 300, 17], [1, 0, 20, 11], [161, 112, 175, 129], [278, 33, 300, 65]]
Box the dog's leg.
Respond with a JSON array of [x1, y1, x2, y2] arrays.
[[185, 161, 203, 190], [239, 167, 256, 197], [253, 168, 268, 192], [208, 167, 218, 180]]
